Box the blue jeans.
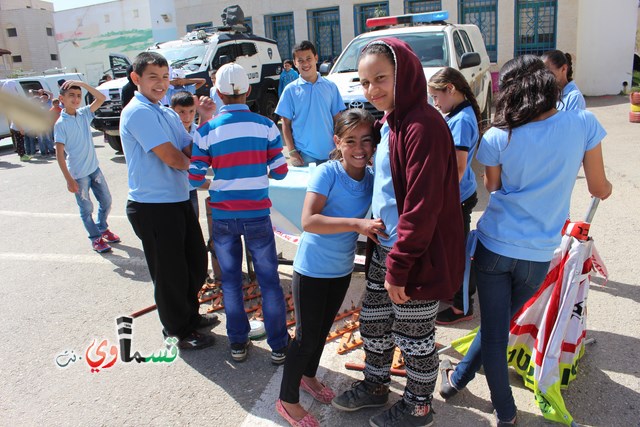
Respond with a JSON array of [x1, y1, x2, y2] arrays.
[[212, 215, 288, 350], [299, 151, 327, 166], [40, 133, 55, 155], [74, 168, 112, 241], [24, 135, 37, 155], [451, 241, 550, 422]]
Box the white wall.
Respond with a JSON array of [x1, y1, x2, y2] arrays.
[[575, 0, 638, 95]]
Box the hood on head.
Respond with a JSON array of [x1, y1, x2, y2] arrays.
[[364, 37, 427, 124]]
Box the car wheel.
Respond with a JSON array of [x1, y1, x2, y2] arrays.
[[260, 92, 278, 122], [105, 134, 123, 153]]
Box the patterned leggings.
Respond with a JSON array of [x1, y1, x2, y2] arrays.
[[10, 129, 25, 157], [360, 244, 440, 407]]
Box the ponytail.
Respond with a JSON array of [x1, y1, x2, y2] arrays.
[[542, 49, 574, 82]]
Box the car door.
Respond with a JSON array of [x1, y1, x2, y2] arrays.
[[451, 29, 484, 107]]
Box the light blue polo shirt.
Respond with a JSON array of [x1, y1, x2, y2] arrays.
[[558, 81, 586, 111], [275, 72, 345, 161], [54, 106, 99, 179], [476, 109, 605, 262], [294, 160, 374, 278], [446, 102, 478, 202], [120, 92, 192, 203], [371, 122, 398, 247]]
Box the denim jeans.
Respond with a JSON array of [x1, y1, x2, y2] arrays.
[[74, 167, 112, 241], [24, 135, 37, 155], [212, 215, 288, 350], [450, 241, 550, 422], [39, 133, 55, 155], [299, 151, 328, 167]]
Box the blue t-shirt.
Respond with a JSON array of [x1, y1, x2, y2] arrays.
[[120, 92, 192, 203], [371, 122, 398, 247], [278, 68, 299, 97], [54, 106, 99, 179], [275, 73, 345, 160], [294, 160, 373, 278], [446, 102, 478, 202], [558, 81, 586, 111], [476, 110, 606, 262]]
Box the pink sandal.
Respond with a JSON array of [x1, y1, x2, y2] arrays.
[[276, 399, 319, 427], [300, 378, 336, 404]]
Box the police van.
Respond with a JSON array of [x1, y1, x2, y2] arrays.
[[321, 11, 492, 121]]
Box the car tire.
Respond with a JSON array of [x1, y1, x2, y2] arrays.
[[260, 92, 278, 123], [105, 134, 123, 153], [481, 85, 493, 126]]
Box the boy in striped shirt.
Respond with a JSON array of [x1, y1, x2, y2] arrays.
[[189, 63, 290, 364]]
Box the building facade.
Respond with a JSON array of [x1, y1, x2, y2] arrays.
[[0, 0, 61, 78]]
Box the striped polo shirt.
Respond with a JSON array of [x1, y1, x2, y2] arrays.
[[189, 103, 288, 219]]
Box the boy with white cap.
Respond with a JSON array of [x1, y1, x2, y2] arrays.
[[189, 63, 290, 364]]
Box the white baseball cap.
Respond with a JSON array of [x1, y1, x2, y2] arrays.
[[215, 63, 249, 95]]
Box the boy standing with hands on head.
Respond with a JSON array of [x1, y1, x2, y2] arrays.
[[190, 62, 290, 364], [121, 52, 217, 351], [275, 41, 345, 166], [54, 80, 121, 253]]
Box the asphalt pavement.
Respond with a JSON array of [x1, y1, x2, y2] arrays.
[[0, 96, 638, 426]]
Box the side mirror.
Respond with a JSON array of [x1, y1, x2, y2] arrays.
[[319, 62, 332, 75], [460, 52, 481, 69]]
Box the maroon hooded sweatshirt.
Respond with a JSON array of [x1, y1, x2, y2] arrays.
[[368, 37, 465, 301]]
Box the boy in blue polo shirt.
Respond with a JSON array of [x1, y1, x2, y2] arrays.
[[275, 41, 345, 166], [54, 80, 121, 253], [120, 52, 217, 351]]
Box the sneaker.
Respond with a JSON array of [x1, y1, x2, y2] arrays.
[[435, 307, 474, 325], [439, 359, 459, 399], [20, 154, 31, 162], [271, 339, 290, 365], [177, 330, 215, 350], [332, 380, 389, 412], [101, 229, 121, 243], [197, 313, 219, 329], [231, 341, 251, 362], [92, 237, 112, 253], [369, 400, 433, 427]]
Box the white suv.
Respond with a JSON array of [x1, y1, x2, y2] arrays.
[[321, 11, 492, 120]]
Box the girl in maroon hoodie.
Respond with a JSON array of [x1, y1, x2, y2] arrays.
[[331, 38, 464, 426]]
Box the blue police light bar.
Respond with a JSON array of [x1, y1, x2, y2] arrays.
[[366, 10, 449, 28]]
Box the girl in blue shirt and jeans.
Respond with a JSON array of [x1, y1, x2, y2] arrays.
[[439, 55, 612, 425], [276, 109, 386, 427]]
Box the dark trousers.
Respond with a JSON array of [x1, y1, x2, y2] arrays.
[[279, 271, 351, 403], [126, 200, 208, 338], [453, 192, 478, 310], [10, 129, 25, 157]]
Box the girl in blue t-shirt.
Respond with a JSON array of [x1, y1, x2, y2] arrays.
[[428, 67, 483, 325], [276, 109, 385, 427], [438, 55, 612, 425], [542, 50, 586, 111]]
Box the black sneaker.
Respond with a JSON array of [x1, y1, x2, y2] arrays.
[[231, 341, 251, 362], [177, 331, 215, 350], [435, 307, 474, 325], [439, 359, 459, 399], [369, 400, 433, 427], [197, 313, 220, 329], [332, 380, 389, 412], [270, 345, 288, 365]]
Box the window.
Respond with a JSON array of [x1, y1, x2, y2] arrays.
[[12, 55, 22, 63], [133, 9, 139, 18], [452, 31, 466, 65], [211, 44, 239, 70], [265, 13, 295, 59], [7, 28, 17, 37], [307, 7, 342, 63], [239, 42, 257, 57], [244, 17, 253, 33], [46, 27, 54, 36], [459, 0, 497, 62], [404, 0, 441, 14], [354, 2, 389, 36], [186, 21, 212, 32], [515, 0, 557, 56], [104, 14, 110, 24], [51, 54, 58, 61]]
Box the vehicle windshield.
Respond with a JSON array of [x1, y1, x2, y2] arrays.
[[331, 31, 448, 73], [148, 44, 208, 71]]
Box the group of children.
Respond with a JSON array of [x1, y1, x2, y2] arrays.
[[46, 35, 610, 426]]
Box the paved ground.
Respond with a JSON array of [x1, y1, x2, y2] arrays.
[[0, 95, 638, 426]]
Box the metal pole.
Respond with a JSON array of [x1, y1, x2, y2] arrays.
[[584, 197, 600, 223]]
